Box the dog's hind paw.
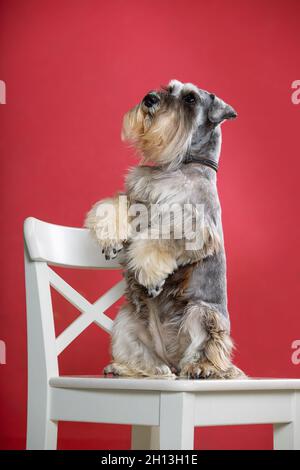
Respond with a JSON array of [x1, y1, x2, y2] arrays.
[[147, 279, 165, 297], [103, 362, 137, 377], [180, 361, 247, 380], [180, 363, 208, 379], [103, 363, 119, 376], [153, 364, 175, 377], [103, 362, 175, 378]]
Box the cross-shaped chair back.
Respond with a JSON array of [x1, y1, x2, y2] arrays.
[[23, 217, 125, 380]]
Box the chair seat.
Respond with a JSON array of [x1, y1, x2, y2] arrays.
[[49, 375, 300, 393]]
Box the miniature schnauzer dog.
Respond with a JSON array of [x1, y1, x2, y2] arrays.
[[85, 79, 245, 379]]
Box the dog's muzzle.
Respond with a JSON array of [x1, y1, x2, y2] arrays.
[[143, 93, 160, 108]]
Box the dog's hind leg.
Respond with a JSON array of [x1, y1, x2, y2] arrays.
[[178, 303, 245, 379], [104, 304, 175, 378]]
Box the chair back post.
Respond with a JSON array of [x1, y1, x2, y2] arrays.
[[24, 217, 125, 449], [24, 247, 59, 380], [23, 216, 123, 382], [24, 245, 59, 447]]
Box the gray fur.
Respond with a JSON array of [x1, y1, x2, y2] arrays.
[[86, 80, 245, 379]]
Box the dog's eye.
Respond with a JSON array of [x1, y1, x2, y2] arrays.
[[183, 93, 196, 104]]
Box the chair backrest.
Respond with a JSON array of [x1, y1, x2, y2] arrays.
[[24, 217, 125, 380]]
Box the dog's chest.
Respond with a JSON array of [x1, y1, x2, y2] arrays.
[[126, 167, 192, 206]]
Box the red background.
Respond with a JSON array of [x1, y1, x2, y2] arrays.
[[0, 0, 299, 450]]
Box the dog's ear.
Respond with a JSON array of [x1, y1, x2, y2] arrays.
[[208, 94, 237, 124]]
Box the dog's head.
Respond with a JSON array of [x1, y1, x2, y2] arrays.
[[122, 79, 237, 167]]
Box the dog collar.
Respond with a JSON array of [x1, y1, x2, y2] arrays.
[[184, 155, 218, 172]]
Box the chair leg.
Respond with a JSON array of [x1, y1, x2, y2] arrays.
[[27, 418, 58, 450], [273, 392, 300, 450], [131, 426, 160, 450], [159, 392, 195, 450], [274, 423, 296, 450], [27, 393, 58, 450]]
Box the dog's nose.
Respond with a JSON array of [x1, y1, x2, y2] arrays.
[[143, 93, 160, 108]]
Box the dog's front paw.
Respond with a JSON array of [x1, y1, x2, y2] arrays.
[[147, 279, 166, 298], [102, 241, 124, 260]]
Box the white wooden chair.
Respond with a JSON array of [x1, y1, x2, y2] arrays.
[[24, 217, 300, 450]]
